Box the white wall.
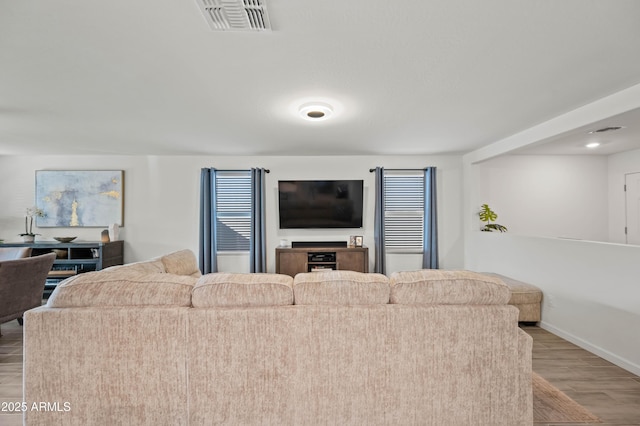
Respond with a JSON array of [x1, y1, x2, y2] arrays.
[[476, 154, 609, 241], [465, 152, 640, 376], [463, 84, 640, 375], [0, 154, 464, 273], [608, 147, 640, 243], [466, 232, 640, 376]]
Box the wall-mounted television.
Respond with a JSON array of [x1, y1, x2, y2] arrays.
[[278, 180, 363, 229]]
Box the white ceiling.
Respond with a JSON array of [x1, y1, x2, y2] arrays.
[[512, 107, 640, 155], [1, 0, 640, 156]]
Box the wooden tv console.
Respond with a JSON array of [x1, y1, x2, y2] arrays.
[[275, 246, 369, 277]]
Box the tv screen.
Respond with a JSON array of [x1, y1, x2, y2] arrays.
[[278, 180, 363, 229]]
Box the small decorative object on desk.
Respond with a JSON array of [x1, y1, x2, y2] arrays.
[[349, 236, 356, 247], [354, 236, 363, 247], [108, 223, 119, 241], [52, 249, 68, 259], [101, 229, 110, 243], [53, 236, 77, 243], [20, 206, 45, 242]]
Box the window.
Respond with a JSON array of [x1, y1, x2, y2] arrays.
[[383, 170, 424, 252], [216, 171, 251, 252]]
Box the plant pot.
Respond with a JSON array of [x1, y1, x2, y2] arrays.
[[22, 235, 35, 243]]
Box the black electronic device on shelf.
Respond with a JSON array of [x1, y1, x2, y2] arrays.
[[291, 241, 348, 248], [308, 252, 336, 263], [306, 251, 338, 272]]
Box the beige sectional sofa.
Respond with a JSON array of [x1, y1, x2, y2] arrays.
[[23, 250, 533, 425], [482, 272, 543, 323]]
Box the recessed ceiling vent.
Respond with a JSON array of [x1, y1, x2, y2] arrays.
[[196, 0, 271, 31], [588, 126, 624, 134]]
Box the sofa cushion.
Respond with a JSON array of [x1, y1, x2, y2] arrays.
[[161, 249, 202, 278], [293, 271, 390, 305], [193, 273, 294, 307], [47, 270, 196, 308], [102, 259, 166, 274], [482, 273, 543, 304], [389, 270, 510, 305]]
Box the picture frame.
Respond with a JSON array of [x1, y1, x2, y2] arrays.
[[35, 170, 124, 227], [354, 236, 363, 247], [349, 235, 357, 247]]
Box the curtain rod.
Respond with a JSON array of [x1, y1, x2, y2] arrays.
[[369, 168, 429, 172], [212, 168, 270, 173]]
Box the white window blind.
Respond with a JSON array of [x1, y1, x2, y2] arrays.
[[216, 171, 251, 252], [384, 171, 424, 252]]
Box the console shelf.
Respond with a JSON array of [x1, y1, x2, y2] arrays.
[[275, 246, 368, 277]]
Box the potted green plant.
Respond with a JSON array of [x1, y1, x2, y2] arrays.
[[478, 204, 507, 232], [19, 207, 45, 242]]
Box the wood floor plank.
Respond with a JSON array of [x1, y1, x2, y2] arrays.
[[523, 325, 640, 424]]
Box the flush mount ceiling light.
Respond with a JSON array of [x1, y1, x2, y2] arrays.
[[299, 102, 333, 121], [585, 142, 601, 149], [283, 96, 346, 123]]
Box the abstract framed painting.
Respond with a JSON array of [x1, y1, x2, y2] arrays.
[[35, 170, 124, 227]]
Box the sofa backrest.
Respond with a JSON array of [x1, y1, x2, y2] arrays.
[[193, 273, 294, 307], [47, 271, 197, 308], [102, 259, 166, 274], [47, 249, 511, 310], [293, 270, 390, 305], [389, 269, 510, 305], [102, 249, 201, 277], [160, 249, 202, 277], [47, 249, 202, 308]]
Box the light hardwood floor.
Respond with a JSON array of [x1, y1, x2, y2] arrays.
[[523, 325, 640, 425], [1, 321, 638, 425], [0, 321, 24, 426]]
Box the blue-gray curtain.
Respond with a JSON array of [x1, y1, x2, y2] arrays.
[[250, 168, 267, 273], [199, 168, 218, 274], [373, 166, 386, 274], [423, 167, 439, 269]]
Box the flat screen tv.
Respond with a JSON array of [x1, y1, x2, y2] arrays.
[[278, 180, 363, 229]]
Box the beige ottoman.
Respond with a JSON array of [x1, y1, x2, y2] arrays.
[[482, 273, 542, 323]]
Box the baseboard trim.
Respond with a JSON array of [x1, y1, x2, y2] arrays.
[[540, 321, 640, 376]]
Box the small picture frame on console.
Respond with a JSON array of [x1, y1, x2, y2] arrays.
[[354, 236, 363, 247], [349, 236, 357, 247]]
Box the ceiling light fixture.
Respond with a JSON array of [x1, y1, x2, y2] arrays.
[[585, 142, 600, 149], [299, 102, 333, 121]]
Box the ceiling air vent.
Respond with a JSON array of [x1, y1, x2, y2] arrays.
[[196, 0, 271, 31], [589, 126, 624, 134]]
